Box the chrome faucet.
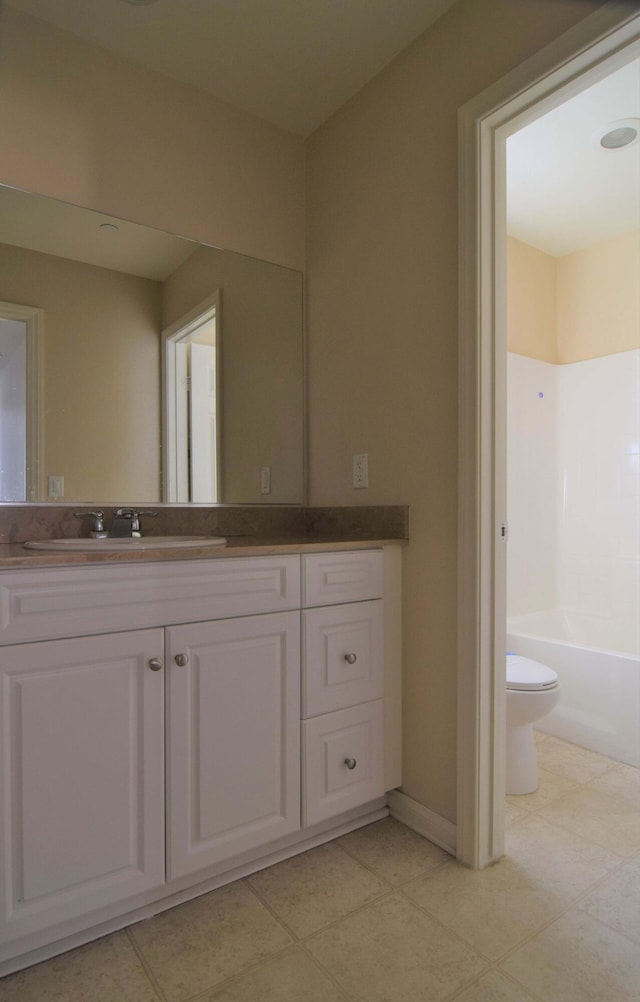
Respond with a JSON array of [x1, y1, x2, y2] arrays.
[[74, 510, 108, 539], [108, 508, 158, 538]]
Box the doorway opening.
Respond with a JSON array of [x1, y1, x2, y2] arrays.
[[505, 60, 640, 773], [458, 9, 640, 868], [162, 291, 222, 503]]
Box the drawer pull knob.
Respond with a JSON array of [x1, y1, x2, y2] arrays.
[[344, 652, 357, 665], [148, 658, 163, 672], [344, 757, 357, 770], [175, 653, 189, 667]]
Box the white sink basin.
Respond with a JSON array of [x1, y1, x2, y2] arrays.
[[24, 535, 226, 552]]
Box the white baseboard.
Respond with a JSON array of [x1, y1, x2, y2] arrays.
[[387, 790, 457, 856]]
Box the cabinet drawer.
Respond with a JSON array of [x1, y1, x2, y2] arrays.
[[302, 600, 383, 717], [0, 556, 300, 645], [303, 550, 383, 607], [302, 700, 384, 827]]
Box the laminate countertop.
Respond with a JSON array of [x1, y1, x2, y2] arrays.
[[0, 536, 406, 570]]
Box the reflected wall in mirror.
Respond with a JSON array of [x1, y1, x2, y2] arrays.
[[0, 184, 304, 505]]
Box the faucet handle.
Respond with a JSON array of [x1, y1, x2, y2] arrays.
[[74, 510, 106, 538], [133, 510, 157, 536], [114, 508, 158, 536]]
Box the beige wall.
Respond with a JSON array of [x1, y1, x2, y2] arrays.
[[305, 0, 607, 822], [0, 7, 305, 271], [557, 229, 640, 362], [508, 230, 640, 364], [0, 243, 162, 500], [507, 237, 558, 363], [1, 0, 617, 824], [163, 247, 304, 503]]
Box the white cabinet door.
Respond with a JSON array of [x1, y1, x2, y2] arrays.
[[0, 629, 165, 947], [166, 611, 300, 879]]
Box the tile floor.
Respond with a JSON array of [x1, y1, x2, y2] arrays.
[[1, 732, 638, 1001]]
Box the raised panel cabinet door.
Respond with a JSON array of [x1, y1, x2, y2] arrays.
[[166, 611, 300, 879], [0, 629, 165, 948]]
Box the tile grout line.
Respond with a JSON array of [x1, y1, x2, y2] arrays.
[[334, 825, 452, 885], [177, 943, 304, 1002], [244, 866, 396, 943], [239, 877, 360, 1001], [505, 804, 635, 854], [533, 757, 623, 787], [124, 926, 169, 1002], [444, 964, 542, 1002], [294, 941, 354, 1001], [394, 835, 635, 973], [524, 804, 638, 859], [392, 877, 498, 967], [495, 852, 637, 966], [240, 874, 311, 941]]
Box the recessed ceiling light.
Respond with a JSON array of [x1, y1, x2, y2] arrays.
[[594, 118, 640, 151], [99, 222, 119, 232], [120, 0, 160, 6]]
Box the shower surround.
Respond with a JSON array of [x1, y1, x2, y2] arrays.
[[507, 348, 640, 765]]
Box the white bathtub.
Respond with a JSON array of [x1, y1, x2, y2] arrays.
[[507, 611, 640, 768]]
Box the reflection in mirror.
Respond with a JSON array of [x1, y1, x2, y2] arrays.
[[163, 290, 222, 503], [0, 300, 43, 502], [0, 184, 304, 505]]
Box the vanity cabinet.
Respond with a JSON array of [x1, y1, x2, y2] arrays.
[[301, 551, 386, 826], [0, 546, 401, 974], [0, 629, 165, 946], [166, 611, 300, 879]]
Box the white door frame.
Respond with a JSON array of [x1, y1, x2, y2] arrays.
[[161, 290, 223, 503], [457, 3, 640, 868], [0, 300, 44, 501]]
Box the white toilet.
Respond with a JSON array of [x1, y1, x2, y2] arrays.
[[506, 654, 560, 795]]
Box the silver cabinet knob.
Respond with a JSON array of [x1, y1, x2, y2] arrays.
[[344, 652, 357, 665], [174, 653, 189, 667], [148, 658, 163, 672], [344, 757, 357, 770]]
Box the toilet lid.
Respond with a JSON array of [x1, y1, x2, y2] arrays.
[[506, 654, 558, 690]]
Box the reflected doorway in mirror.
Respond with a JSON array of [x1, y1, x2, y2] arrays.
[[0, 301, 43, 502], [162, 290, 222, 503]]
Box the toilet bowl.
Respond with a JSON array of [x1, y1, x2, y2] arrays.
[[506, 654, 560, 795]]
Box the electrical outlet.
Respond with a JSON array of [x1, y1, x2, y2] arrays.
[[48, 475, 64, 498], [353, 453, 368, 489], [260, 466, 271, 494]]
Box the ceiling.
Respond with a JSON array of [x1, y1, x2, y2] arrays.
[[507, 58, 640, 258], [4, 0, 457, 136], [3, 1, 639, 257]]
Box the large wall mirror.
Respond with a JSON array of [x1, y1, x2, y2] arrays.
[[0, 184, 304, 505]]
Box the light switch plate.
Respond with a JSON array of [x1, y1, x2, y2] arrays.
[[48, 475, 64, 498], [353, 453, 368, 489]]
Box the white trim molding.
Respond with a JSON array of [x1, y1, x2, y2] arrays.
[[388, 790, 456, 856], [457, 4, 640, 869], [161, 290, 223, 503]]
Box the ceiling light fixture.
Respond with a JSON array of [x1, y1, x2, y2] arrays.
[[594, 118, 640, 151], [120, 0, 160, 6], [99, 222, 119, 232]]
